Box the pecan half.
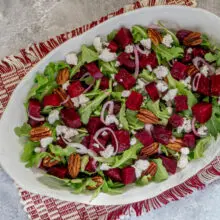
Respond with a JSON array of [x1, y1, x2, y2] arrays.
[[142, 162, 157, 180], [137, 108, 159, 124], [186, 64, 199, 76], [86, 176, 104, 190], [140, 142, 159, 157], [166, 138, 184, 152], [54, 87, 74, 108], [148, 28, 162, 46], [42, 156, 60, 168], [183, 32, 202, 46], [30, 126, 52, 141], [68, 153, 81, 178], [56, 68, 70, 85]]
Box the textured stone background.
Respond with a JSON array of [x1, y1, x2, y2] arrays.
[[1, 0, 220, 219]]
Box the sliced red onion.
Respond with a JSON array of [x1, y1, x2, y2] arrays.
[[80, 72, 90, 81], [192, 117, 201, 137], [133, 45, 140, 79], [136, 45, 150, 55], [192, 73, 201, 91], [93, 127, 118, 155], [60, 95, 70, 105], [193, 57, 215, 76], [100, 101, 114, 124], [68, 143, 97, 157], [170, 136, 177, 143], [28, 113, 45, 122], [83, 79, 95, 94], [144, 124, 153, 135]]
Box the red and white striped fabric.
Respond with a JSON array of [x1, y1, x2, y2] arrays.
[[5, 1, 220, 220]]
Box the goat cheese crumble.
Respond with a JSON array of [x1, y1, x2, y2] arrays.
[[162, 34, 173, 48], [99, 48, 117, 62], [200, 65, 209, 77], [100, 144, 114, 158], [71, 94, 89, 108], [56, 125, 79, 142], [156, 80, 168, 93], [130, 137, 137, 146], [100, 163, 112, 171], [105, 114, 119, 125], [62, 80, 70, 90], [48, 110, 60, 124], [40, 137, 53, 148], [140, 38, 151, 50], [197, 125, 208, 137], [162, 89, 178, 102], [122, 90, 131, 98], [124, 44, 134, 53], [135, 79, 146, 91], [177, 118, 192, 134], [132, 159, 150, 179], [180, 76, 191, 89], [65, 52, 78, 65], [93, 36, 103, 52], [154, 66, 169, 79]]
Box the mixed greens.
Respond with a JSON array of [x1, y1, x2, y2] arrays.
[[15, 22, 220, 199]]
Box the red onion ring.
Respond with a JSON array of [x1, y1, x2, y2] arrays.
[[133, 45, 140, 79], [192, 73, 202, 91], [192, 117, 201, 137], [144, 124, 153, 135], [60, 95, 70, 105], [28, 113, 45, 122], [83, 79, 95, 94], [93, 127, 118, 155], [193, 57, 215, 76], [100, 101, 114, 125], [136, 45, 150, 55], [80, 72, 90, 81]]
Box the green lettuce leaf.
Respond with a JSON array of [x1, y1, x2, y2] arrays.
[[14, 123, 31, 137], [80, 155, 89, 172], [49, 145, 76, 157], [81, 45, 99, 63], [119, 102, 129, 130], [126, 109, 145, 130], [70, 54, 84, 78], [101, 179, 124, 194], [41, 106, 63, 114], [136, 175, 150, 186], [25, 151, 49, 168], [205, 52, 220, 67], [107, 30, 117, 41], [99, 60, 118, 76], [20, 141, 40, 162], [131, 25, 147, 43], [152, 158, 169, 182], [139, 69, 156, 82]]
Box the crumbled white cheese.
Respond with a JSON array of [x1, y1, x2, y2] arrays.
[[62, 80, 70, 91], [56, 125, 79, 141], [180, 76, 192, 90], [93, 143, 100, 148], [200, 65, 209, 77], [162, 34, 174, 48], [119, 123, 123, 128], [144, 124, 153, 133], [105, 114, 119, 125], [100, 163, 112, 171], [131, 130, 137, 135], [121, 90, 131, 98], [197, 125, 208, 137], [111, 74, 115, 79], [113, 82, 118, 87], [154, 66, 169, 79], [156, 80, 168, 93], [177, 118, 192, 134], [132, 159, 150, 179], [100, 145, 114, 158], [99, 48, 117, 62], [177, 155, 189, 169], [40, 137, 53, 148], [140, 38, 151, 50], [146, 65, 152, 72], [135, 79, 146, 91], [48, 110, 60, 124], [180, 147, 190, 155], [71, 94, 89, 108], [34, 147, 42, 153], [65, 52, 78, 65], [93, 36, 103, 52], [187, 48, 193, 54], [71, 97, 80, 108], [115, 61, 121, 67], [130, 137, 137, 146], [102, 131, 108, 137], [162, 89, 178, 102], [125, 44, 134, 53], [167, 107, 173, 115]]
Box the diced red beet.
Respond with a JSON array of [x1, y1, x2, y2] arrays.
[[176, 29, 192, 43], [145, 82, 160, 102], [89, 135, 107, 154], [168, 114, 184, 128], [55, 136, 67, 148], [85, 62, 103, 79], [27, 118, 44, 128], [174, 95, 188, 112], [159, 156, 177, 174], [43, 94, 61, 107], [171, 62, 188, 80], [183, 133, 196, 148], [195, 74, 210, 96], [104, 168, 122, 182], [121, 166, 136, 185], [192, 102, 212, 123], [139, 53, 158, 69], [114, 130, 130, 153], [117, 52, 135, 71], [81, 135, 90, 148], [100, 76, 109, 90], [85, 157, 98, 173], [115, 68, 136, 89], [153, 126, 172, 145], [28, 99, 41, 117], [60, 108, 82, 128], [67, 81, 85, 98], [108, 40, 118, 52], [72, 66, 87, 80], [210, 75, 220, 96], [86, 117, 104, 135], [47, 166, 68, 179], [135, 130, 154, 147], [182, 48, 193, 64], [193, 48, 207, 58], [126, 91, 143, 111], [114, 27, 133, 49], [113, 101, 121, 115]]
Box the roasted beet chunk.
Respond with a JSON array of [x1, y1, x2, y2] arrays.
[[139, 53, 158, 69], [176, 29, 192, 43], [115, 68, 136, 89], [145, 82, 160, 102], [174, 95, 188, 112], [114, 130, 130, 153], [67, 81, 85, 98], [100, 76, 109, 90], [159, 156, 177, 174], [117, 52, 135, 71], [182, 48, 193, 63], [195, 74, 210, 96], [135, 130, 154, 147], [192, 102, 212, 123], [43, 94, 61, 107], [89, 135, 107, 154], [114, 27, 133, 49], [108, 40, 118, 52], [193, 48, 207, 58], [56, 136, 67, 148], [210, 75, 220, 96], [85, 157, 98, 173], [81, 135, 90, 148], [47, 166, 68, 179], [85, 62, 103, 79], [153, 126, 172, 145], [28, 99, 41, 117], [171, 62, 188, 80], [28, 118, 44, 128], [183, 133, 196, 148], [104, 168, 122, 182], [126, 91, 143, 111], [86, 117, 104, 135], [121, 166, 136, 185], [60, 108, 82, 128], [168, 114, 184, 128]]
